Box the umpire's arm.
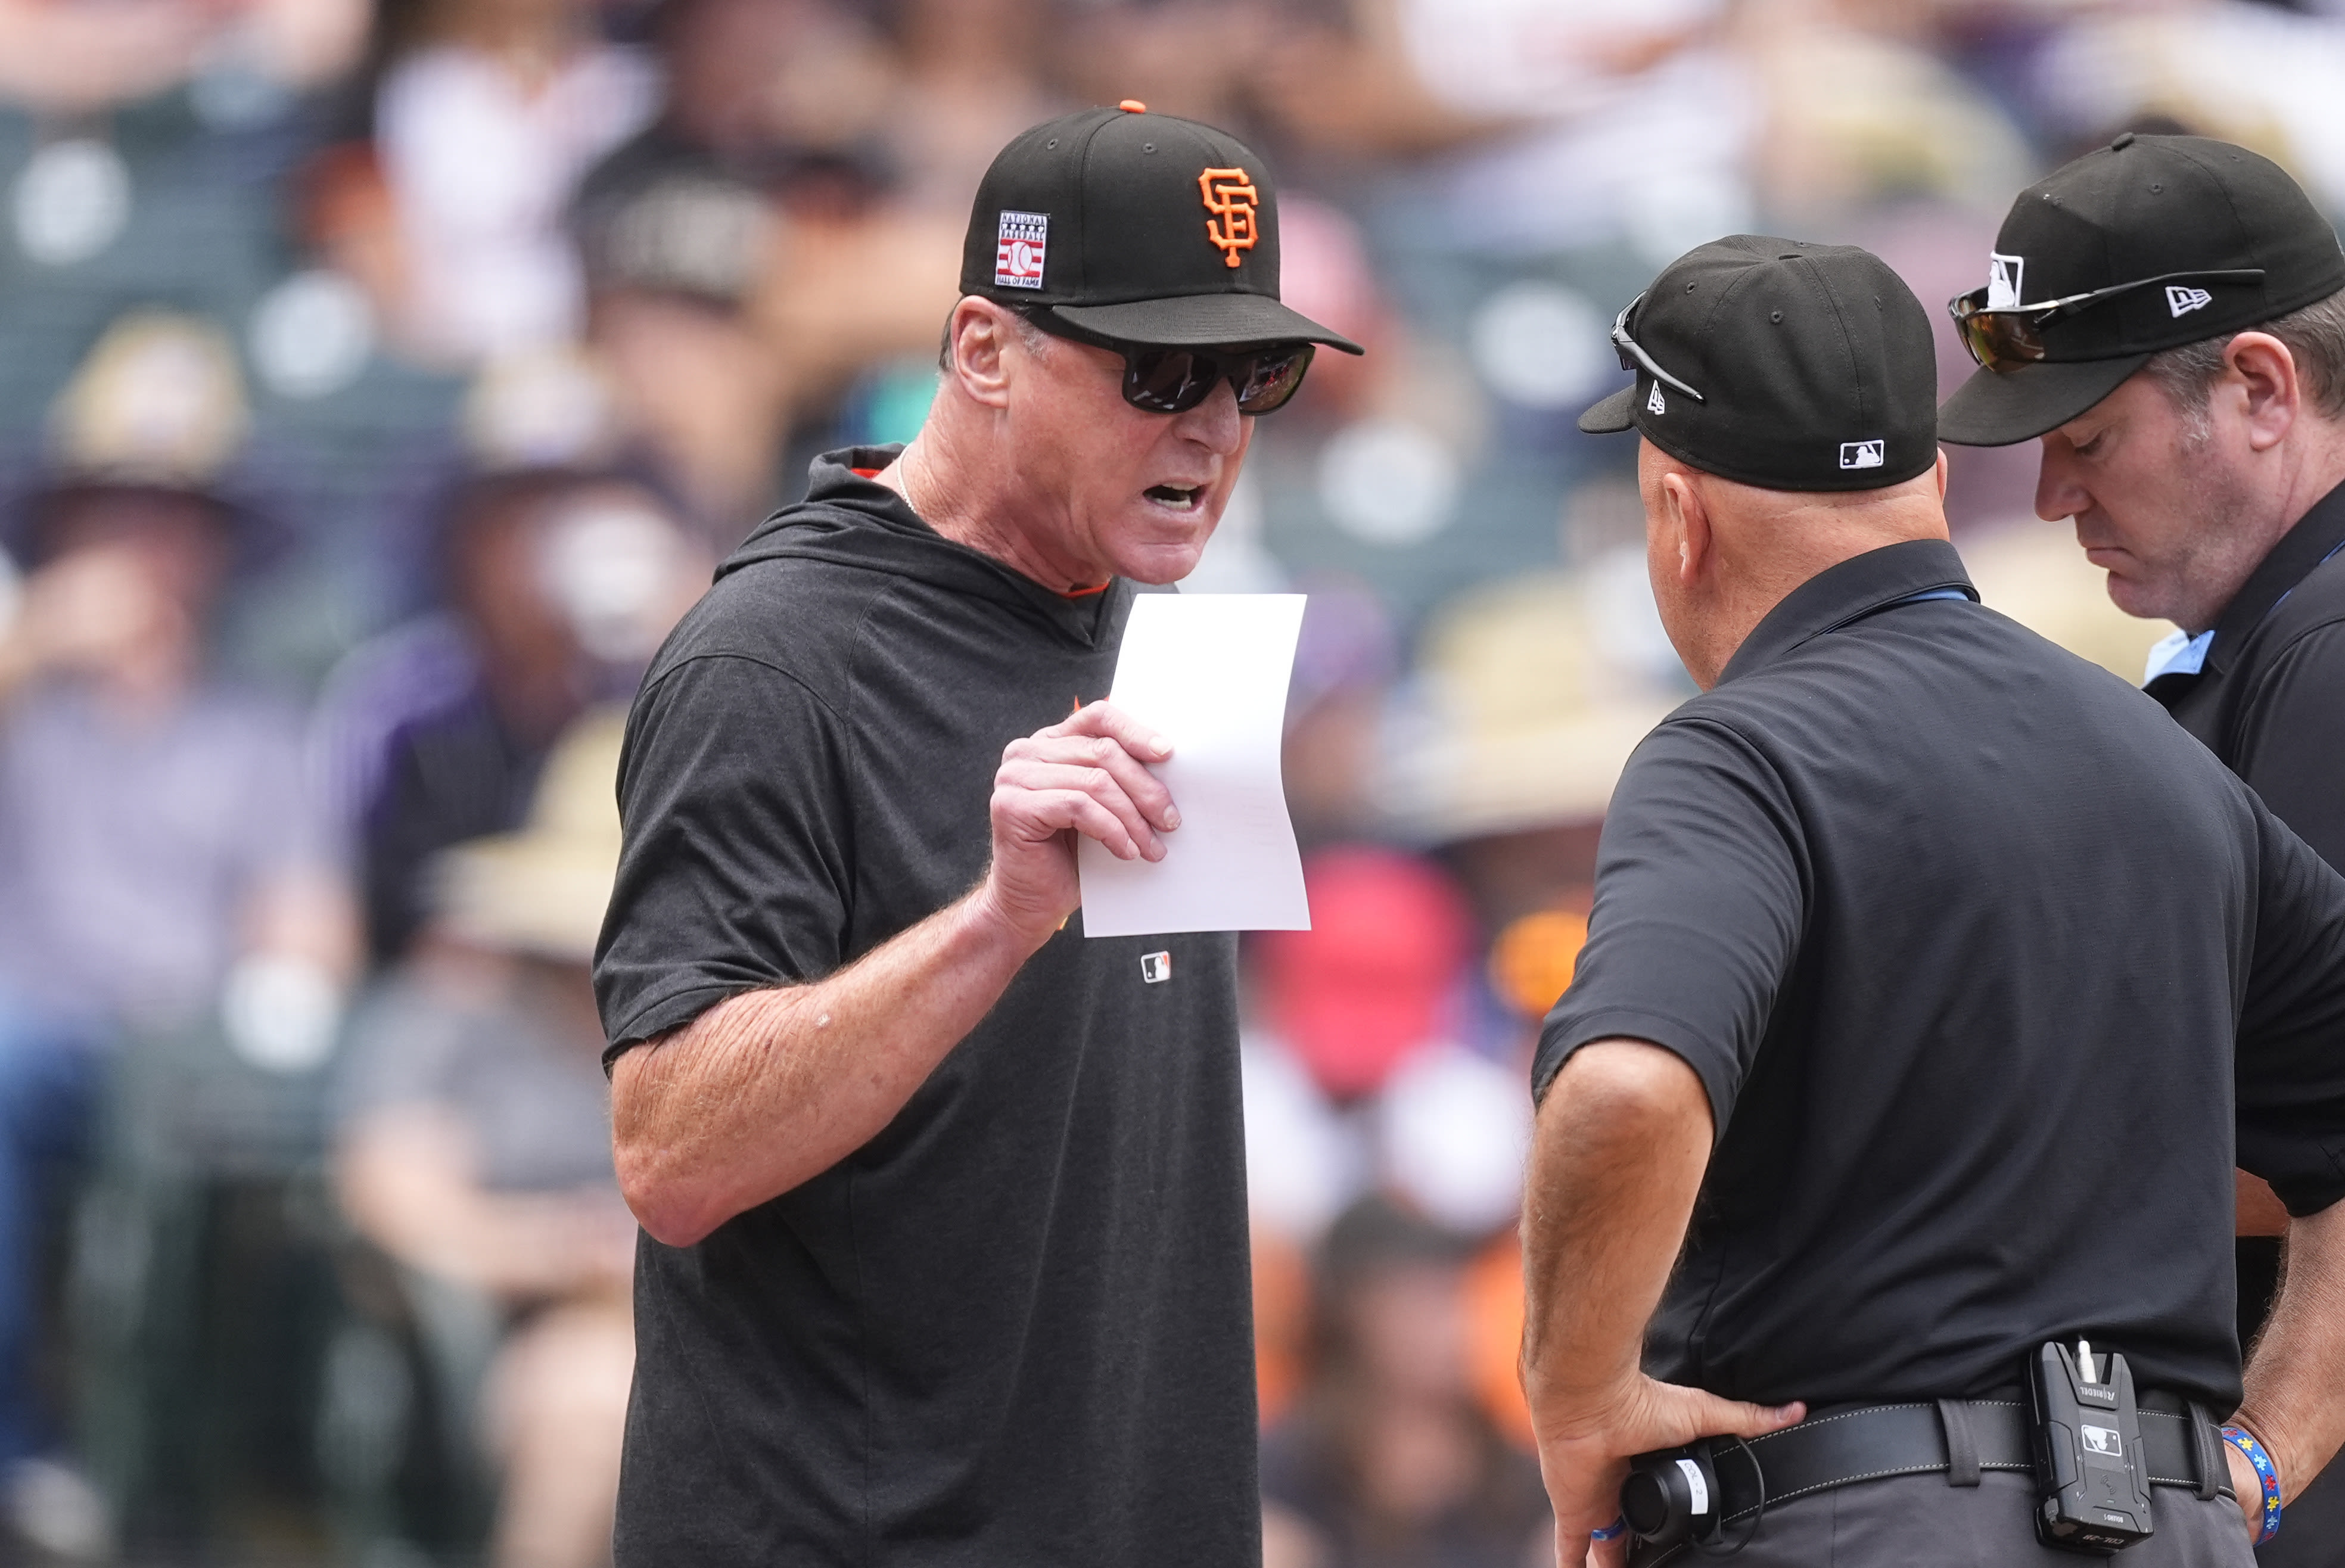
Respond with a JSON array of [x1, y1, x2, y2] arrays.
[[2231, 796, 2345, 1523]]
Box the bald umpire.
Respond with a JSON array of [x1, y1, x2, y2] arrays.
[[593, 105, 1357, 1566], [1938, 134, 2345, 1564], [1519, 236, 2345, 1566]]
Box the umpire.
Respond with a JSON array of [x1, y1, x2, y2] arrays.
[[1939, 135, 2345, 1564], [594, 105, 1356, 1566], [1519, 235, 2345, 1566]]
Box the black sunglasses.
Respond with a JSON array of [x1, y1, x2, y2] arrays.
[[1025, 310, 1317, 415], [1947, 267, 2266, 373], [1611, 293, 1704, 404]]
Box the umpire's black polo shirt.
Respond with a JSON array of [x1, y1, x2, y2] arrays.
[[2148, 479, 2345, 1363], [2150, 478, 2345, 867], [1532, 537, 2345, 1413]]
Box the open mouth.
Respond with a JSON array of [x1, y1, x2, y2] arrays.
[[1143, 484, 1204, 511]]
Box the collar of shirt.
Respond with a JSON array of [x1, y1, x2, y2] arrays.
[[2143, 627, 2214, 685], [2195, 477, 2345, 680], [1716, 538, 1979, 685]]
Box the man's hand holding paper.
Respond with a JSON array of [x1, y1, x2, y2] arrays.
[[981, 701, 1181, 947]]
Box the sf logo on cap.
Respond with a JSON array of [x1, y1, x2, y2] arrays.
[[996, 210, 1048, 290], [1198, 168, 1258, 269]]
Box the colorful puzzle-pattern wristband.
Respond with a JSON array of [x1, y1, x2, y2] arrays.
[[2223, 1424, 2282, 1545]]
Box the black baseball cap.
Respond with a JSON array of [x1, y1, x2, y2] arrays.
[[1578, 236, 1939, 492], [1940, 134, 2345, 447], [958, 104, 1361, 353]]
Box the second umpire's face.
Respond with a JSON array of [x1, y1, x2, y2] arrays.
[[994, 309, 1254, 588], [2032, 355, 2292, 634]]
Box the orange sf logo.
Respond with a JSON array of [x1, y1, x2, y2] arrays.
[[1198, 167, 1259, 269]]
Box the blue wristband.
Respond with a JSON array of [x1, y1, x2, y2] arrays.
[[2223, 1424, 2282, 1545], [1590, 1516, 1629, 1542]]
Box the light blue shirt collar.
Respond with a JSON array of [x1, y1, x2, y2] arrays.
[[2143, 627, 2213, 685]]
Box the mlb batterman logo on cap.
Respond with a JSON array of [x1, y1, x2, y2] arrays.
[[1578, 235, 1939, 493], [957, 102, 1361, 355], [1940, 133, 2345, 447]]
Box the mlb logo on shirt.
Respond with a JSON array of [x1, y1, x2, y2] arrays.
[[1840, 440, 1885, 470], [1140, 951, 1172, 984], [996, 210, 1048, 290]]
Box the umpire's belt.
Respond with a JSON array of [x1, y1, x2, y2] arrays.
[[1696, 1392, 2231, 1528]]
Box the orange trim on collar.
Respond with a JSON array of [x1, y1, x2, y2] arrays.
[[850, 467, 884, 479], [1061, 581, 1111, 599]]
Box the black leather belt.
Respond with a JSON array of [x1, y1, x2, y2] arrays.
[[1638, 1393, 2231, 1563]]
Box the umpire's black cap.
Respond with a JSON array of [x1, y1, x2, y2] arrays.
[[1579, 236, 1939, 492], [957, 103, 1360, 353], [1939, 134, 2345, 447]]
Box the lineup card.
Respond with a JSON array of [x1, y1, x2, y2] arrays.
[[1077, 593, 1311, 938]]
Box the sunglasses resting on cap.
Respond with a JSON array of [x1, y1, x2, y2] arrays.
[[1947, 267, 2267, 375]]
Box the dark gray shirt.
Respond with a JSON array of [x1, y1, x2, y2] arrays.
[[595, 449, 1257, 1568]]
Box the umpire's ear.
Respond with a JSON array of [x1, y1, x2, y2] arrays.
[[1655, 465, 1712, 591]]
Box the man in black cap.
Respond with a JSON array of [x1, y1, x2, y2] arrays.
[[1520, 234, 2345, 1566], [1939, 135, 2345, 1565], [595, 104, 1357, 1566]]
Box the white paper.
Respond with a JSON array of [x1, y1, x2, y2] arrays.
[[1077, 593, 1311, 937]]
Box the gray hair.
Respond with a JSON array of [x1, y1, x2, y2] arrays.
[[2143, 286, 2345, 425]]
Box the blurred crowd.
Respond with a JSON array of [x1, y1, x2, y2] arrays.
[[0, 0, 2338, 1563]]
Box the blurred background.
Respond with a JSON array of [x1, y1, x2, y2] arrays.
[[0, 0, 2333, 1562]]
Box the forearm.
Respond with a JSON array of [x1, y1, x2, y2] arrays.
[[1521, 1039, 1715, 1421], [612, 883, 1044, 1245], [339, 1121, 622, 1299], [2237, 1199, 2345, 1501]]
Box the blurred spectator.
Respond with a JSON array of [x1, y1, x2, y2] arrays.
[[1261, 1198, 1549, 1568], [1286, 0, 1753, 261], [0, 312, 353, 1551], [574, 0, 963, 506], [0, 0, 367, 118], [334, 707, 634, 1568], [1742, 1, 2034, 230], [1385, 562, 1680, 861], [372, 0, 660, 361], [315, 443, 707, 964], [1280, 580, 1398, 848], [882, 0, 1062, 216], [2030, 3, 2345, 206], [573, 136, 791, 533], [1242, 848, 1529, 1245]]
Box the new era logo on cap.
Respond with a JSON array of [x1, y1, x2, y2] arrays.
[[1840, 440, 1886, 469], [2166, 285, 2213, 317], [1646, 384, 1667, 416], [995, 210, 1048, 290]]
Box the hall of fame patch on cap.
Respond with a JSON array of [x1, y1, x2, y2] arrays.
[[996, 210, 1048, 290]]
